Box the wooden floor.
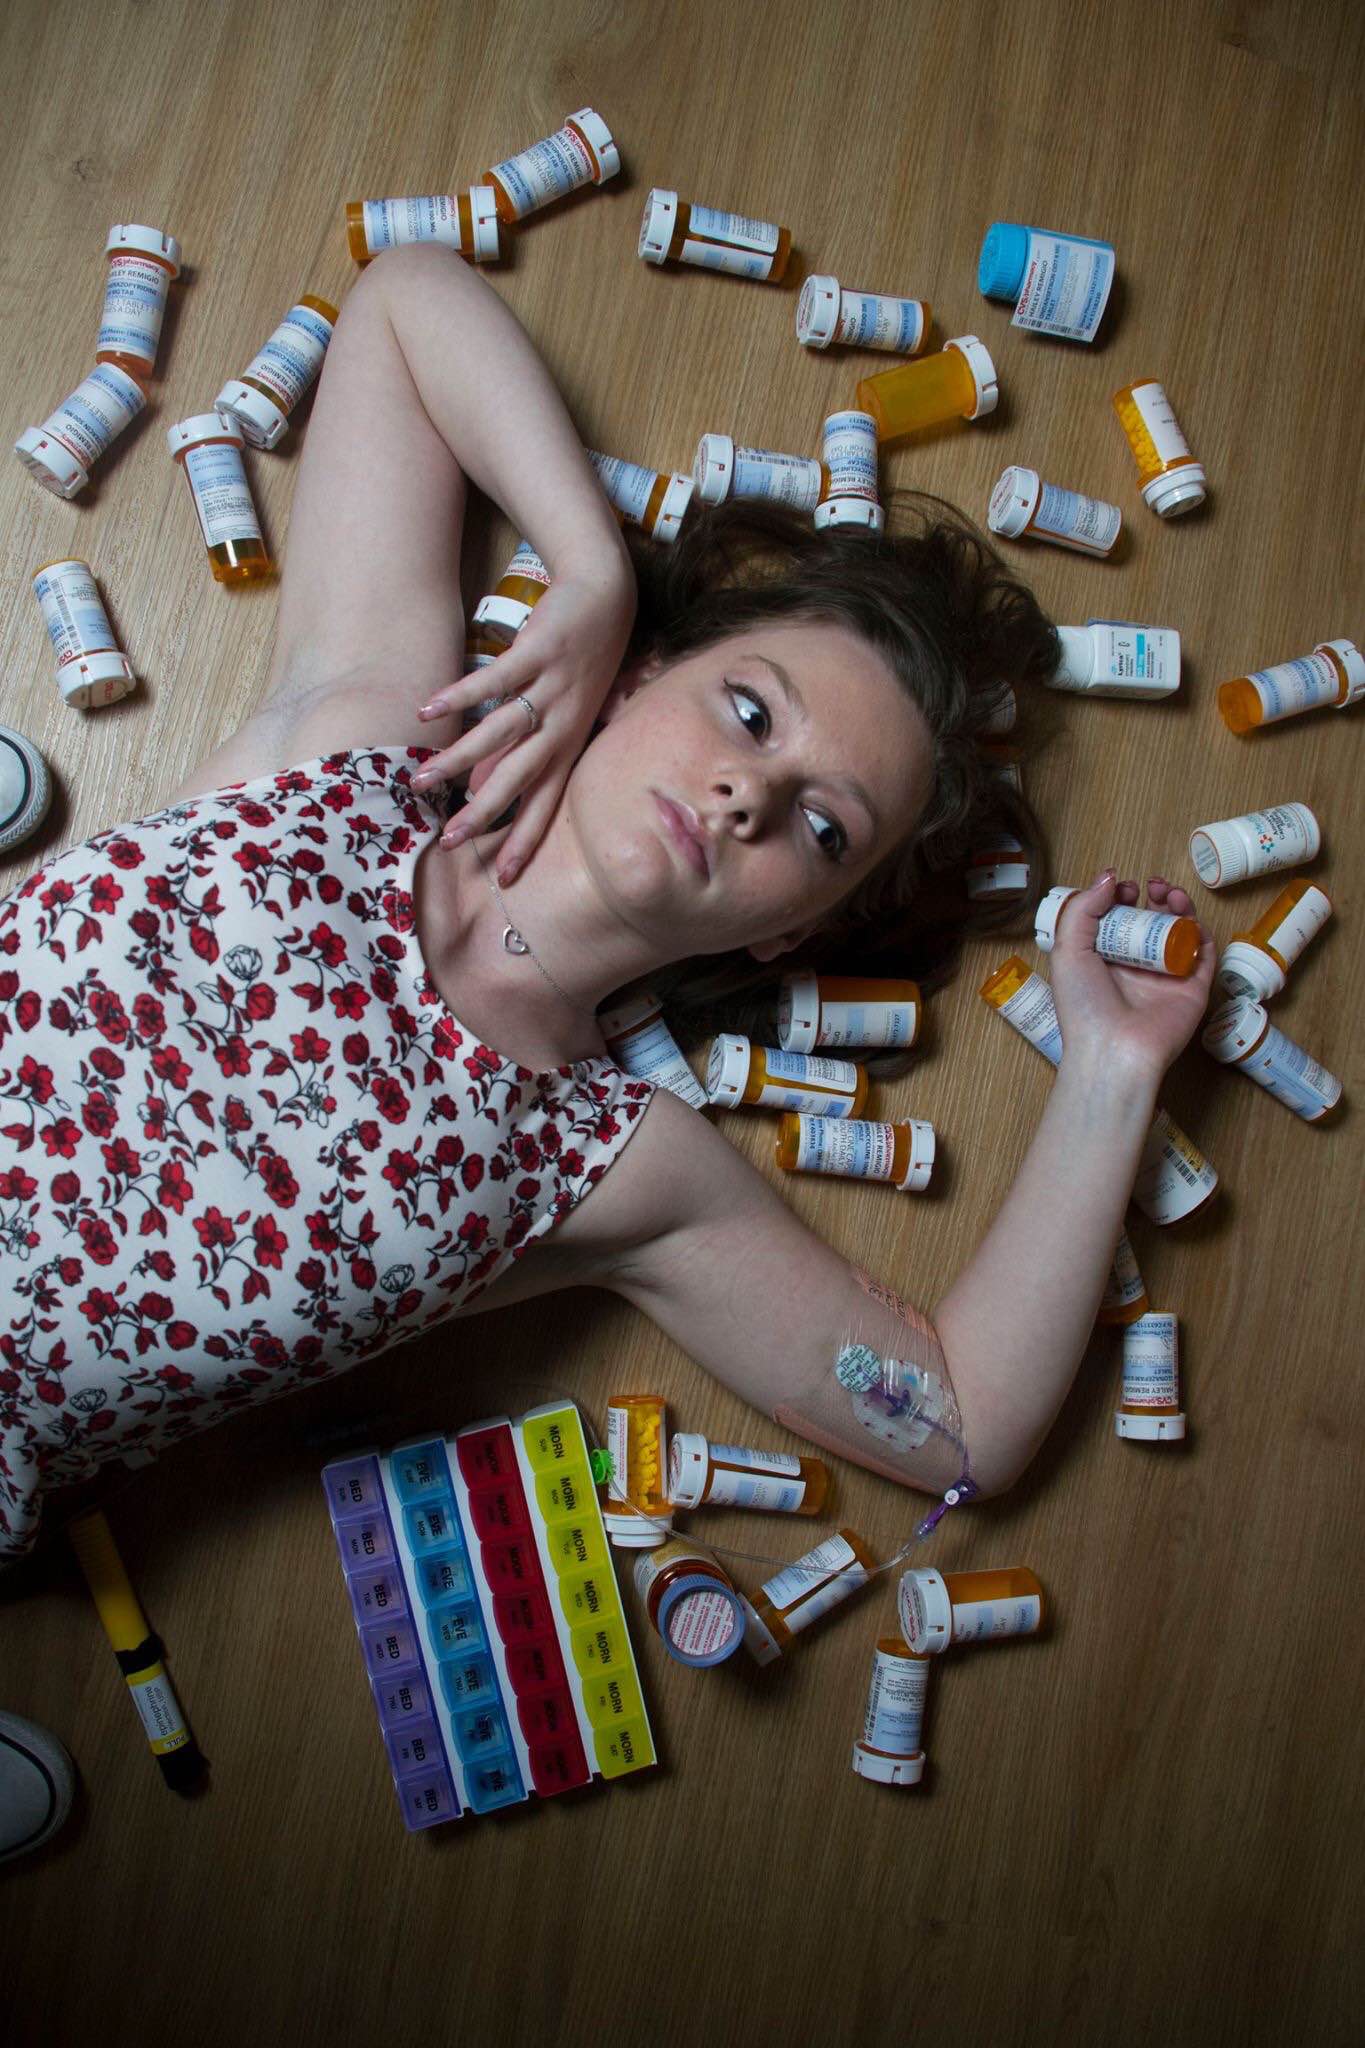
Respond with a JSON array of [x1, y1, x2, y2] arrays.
[[2, 1, 1363, 2041]]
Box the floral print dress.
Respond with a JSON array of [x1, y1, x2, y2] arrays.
[[0, 748, 654, 1562]]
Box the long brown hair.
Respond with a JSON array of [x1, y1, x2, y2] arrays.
[[615, 492, 1058, 1065]]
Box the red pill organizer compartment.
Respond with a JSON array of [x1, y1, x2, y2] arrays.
[[322, 1399, 654, 1832]]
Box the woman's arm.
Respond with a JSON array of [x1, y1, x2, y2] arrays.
[[171, 246, 634, 870], [490, 875, 1214, 1500]]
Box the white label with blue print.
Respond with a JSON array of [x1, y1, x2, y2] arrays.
[[1033, 482, 1121, 555], [836, 290, 925, 353], [184, 444, 261, 546], [864, 1648, 928, 1752], [761, 1534, 867, 1633], [241, 305, 335, 411], [682, 205, 780, 278], [488, 125, 597, 217], [706, 1445, 805, 1512], [1245, 652, 1341, 724], [998, 973, 1063, 1066], [98, 253, 172, 359], [1243, 1022, 1341, 1119], [950, 1594, 1041, 1643], [1011, 230, 1115, 341], [41, 366, 145, 466]]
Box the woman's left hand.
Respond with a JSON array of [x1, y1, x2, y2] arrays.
[[409, 558, 637, 884], [1048, 871, 1217, 1083]]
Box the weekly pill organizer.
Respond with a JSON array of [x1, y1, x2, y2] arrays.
[[323, 1400, 656, 1829]]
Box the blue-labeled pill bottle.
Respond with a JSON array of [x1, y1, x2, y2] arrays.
[[978, 222, 1116, 343]]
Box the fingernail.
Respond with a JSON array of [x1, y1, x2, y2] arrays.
[[417, 702, 443, 721], [1092, 867, 1116, 886], [498, 857, 521, 887], [410, 769, 432, 788], [442, 825, 468, 849]]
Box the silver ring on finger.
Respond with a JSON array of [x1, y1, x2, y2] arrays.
[[513, 693, 539, 736]]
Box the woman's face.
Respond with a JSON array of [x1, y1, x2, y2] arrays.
[[566, 619, 936, 962]]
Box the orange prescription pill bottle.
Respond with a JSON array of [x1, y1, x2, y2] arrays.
[[1202, 999, 1342, 1122], [31, 558, 138, 709], [898, 1566, 1044, 1653], [1116, 1311, 1185, 1441], [775, 1114, 935, 1194], [798, 275, 929, 355], [588, 450, 694, 543], [778, 971, 920, 1054], [473, 541, 551, 645], [1218, 639, 1364, 734], [694, 434, 822, 511], [1112, 378, 1207, 516], [14, 365, 146, 499], [345, 189, 500, 264], [1096, 1227, 1150, 1327], [167, 414, 273, 584], [748, 1529, 878, 1652], [814, 410, 883, 531], [667, 1433, 829, 1516], [598, 990, 707, 1110], [633, 1538, 746, 1667], [97, 223, 182, 381], [856, 337, 998, 444], [602, 1395, 673, 1548], [1034, 885, 1200, 976], [987, 465, 1121, 557], [638, 190, 792, 282], [852, 1638, 930, 1785], [706, 1034, 869, 1119], [485, 109, 620, 224], [1215, 880, 1332, 1003], [215, 296, 339, 450]]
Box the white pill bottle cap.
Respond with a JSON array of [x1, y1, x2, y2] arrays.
[[944, 335, 999, 418], [666, 1432, 710, 1508], [987, 465, 1041, 538], [897, 1567, 953, 1654], [1322, 638, 1365, 708], [1033, 886, 1079, 953], [897, 1120, 935, 1192], [777, 970, 820, 1053], [852, 1740, 925, 1785], [796, 274, 842, 348], [706, 1032, 752, 1107], [1215, 941, 1285, 1003], [106, 222, 183, 275], [638, 188, 678, 263], [693, 433, 735, 505]]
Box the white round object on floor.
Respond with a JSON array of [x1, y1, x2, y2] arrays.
[[0, 726, 52, 855]]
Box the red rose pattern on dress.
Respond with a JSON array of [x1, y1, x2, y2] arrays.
[[0, 749, 653, 1562]]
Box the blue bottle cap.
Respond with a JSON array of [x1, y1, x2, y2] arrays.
[[978, 221, 1030, 301]]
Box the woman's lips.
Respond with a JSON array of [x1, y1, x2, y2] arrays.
[[653, 792, 709, 878]]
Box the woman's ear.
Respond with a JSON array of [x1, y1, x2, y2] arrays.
[[598, 649, 664, 723], [747, 923, 820, 964]]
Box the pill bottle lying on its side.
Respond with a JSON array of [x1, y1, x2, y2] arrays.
[[1116, 1311, 1185, 1441], [15, 365, 146, 499], [977, 220, 1115, 343], [1049, 621, 1180, 698], [852, 1638, 931, 1786], [31, 558, 138, 709], [485, 109, 620, 224], [798, 275, 929, 355], [856, 336, 998, 444], [693, 435, 821, 511], [988, 466, 1121, 558], [346, 190, 501, 264], [1202, 999, 1342, 1123], [1217, 639, 1364, 734], [638, 189, 792, 282], [1215, 880, 1331, 1002], [97, 222, 182, 381]]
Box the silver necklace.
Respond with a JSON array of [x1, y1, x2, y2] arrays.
[[471, 838, 584, 1012]]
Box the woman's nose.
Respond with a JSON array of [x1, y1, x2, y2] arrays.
[[711, 767, 771, 836]]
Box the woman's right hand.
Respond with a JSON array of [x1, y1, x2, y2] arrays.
[[409, 554, 637, 884], [1049, 870, 1216, 1085]]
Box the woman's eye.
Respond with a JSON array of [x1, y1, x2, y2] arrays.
[[727, 683, 770, 740], [803, 806, 847, 861]]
